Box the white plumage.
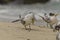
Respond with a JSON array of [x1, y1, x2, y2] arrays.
[[12, 12, 35, 31], [56, 32, 60, 40], [39, 13, 58, 29], [49, 15, 58, 25], [23, 13, 34, 22], [20, 12, 35, 31], [23, 13, 34, 25]]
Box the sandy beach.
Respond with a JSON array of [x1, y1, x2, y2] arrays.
[[0, 22, 57, 40], [0, 0, 59, 40]]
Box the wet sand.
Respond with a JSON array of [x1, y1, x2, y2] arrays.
[[0, 22, 57, 40]]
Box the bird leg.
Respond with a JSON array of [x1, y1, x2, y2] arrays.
[[29, 25, 31, 32], [24, 25, 27, 30], [50, 24, 53, 29], [47, 23, 49, 28]]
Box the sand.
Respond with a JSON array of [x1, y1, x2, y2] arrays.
[[0, 22, 57, 40]]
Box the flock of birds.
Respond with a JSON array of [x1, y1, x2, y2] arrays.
[[11, 11, 60, 40]]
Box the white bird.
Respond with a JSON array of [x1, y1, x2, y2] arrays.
[[54, 24, 60, 32], [56, 31, 60, 40], [38, 13, 58, 29], [12, 12, 35, 31]]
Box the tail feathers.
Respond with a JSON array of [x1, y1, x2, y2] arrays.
[[12, 19, 20, 23]]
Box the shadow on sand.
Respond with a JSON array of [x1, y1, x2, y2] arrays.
[[21, 28, 40, 32]]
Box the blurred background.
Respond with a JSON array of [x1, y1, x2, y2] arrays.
[[0, 0, 50, 4], [0, 0, 60, 26]]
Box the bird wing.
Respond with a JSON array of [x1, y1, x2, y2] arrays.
[[38, 15, 50, 23], [12, 19, 20, 23]]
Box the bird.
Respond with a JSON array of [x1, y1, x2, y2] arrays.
[[38, 13, 58, 29], [53, 24, 60, 32], [12, 12, 36, 31], [56, 31, 60, 40]]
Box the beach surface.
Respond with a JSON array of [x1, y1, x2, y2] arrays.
[[0, 22, 57, 40]]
